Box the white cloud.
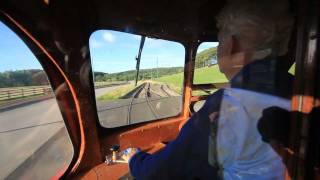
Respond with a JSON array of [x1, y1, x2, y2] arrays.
[[102, 32, 115, 43]]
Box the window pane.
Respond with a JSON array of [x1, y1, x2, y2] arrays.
[[193, 42, 227, 84], [0, 21, 73, 179], [288, 63, 295, 75], [90, 30, 185, 128]]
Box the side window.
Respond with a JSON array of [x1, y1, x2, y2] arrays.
[[193, 42, 227, 84], [288, 63, 295, 75], [0, 22, 73, 179], [89, 30, 185, 128]]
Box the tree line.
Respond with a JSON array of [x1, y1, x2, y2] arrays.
[[0, 67, 185, 88], [0, 47, 217, 87], [94, 67, 184, 82], [0, 70, 49, 88], [94, 47, 217, 82]]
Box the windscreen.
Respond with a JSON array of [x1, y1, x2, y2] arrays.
[[89, 30, 185, 128]]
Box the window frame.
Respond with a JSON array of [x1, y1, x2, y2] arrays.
[[89, 29, 188, 128]]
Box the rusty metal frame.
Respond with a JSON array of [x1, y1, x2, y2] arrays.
[[0, 9, 102, 178], [287, 0, 319, 179]]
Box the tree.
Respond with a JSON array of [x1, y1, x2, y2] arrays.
[[195, 47, 217, 68]]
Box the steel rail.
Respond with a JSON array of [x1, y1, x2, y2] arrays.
[[126, 83, 146, 125], [148, 85, 164, 98], [98, 96, 175, 112], [160, 84, 172, 97], [144, 83, 159, 119]]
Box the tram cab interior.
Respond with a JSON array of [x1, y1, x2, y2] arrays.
[[0, 0, 319, 179]]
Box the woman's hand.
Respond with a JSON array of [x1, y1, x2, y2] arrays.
[[121, 148, 140, 163]]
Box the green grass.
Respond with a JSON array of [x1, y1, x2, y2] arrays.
[[154, 73, 184, 93], [154, 65, 228, 93], [193, 65, 228, 84], [288, 63, 295, 75], [97, 84, 135, 101]]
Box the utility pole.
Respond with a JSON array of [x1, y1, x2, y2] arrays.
[[135, 36, 146, 86], [156, 57, 159, 78]]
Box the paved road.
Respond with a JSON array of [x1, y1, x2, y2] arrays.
[[0, 85, 125, 179], [95, 85, 128, 97]]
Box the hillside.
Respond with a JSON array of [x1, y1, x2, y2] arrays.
[[155, 65, 227, 93], [195, 47, 217, 68], [94, 67, 184, 82]]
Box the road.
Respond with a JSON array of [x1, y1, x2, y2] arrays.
[[0, 85, 126, 179]]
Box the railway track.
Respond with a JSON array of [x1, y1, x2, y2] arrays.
[[127, 84, 145, 125], [126, 82, 175, 125], [144, 83, 159, 120]]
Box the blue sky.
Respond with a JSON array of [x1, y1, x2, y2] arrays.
[[90, 31, 218, 73], [0, 22, 42, 72], [0, 21, 218, 73]]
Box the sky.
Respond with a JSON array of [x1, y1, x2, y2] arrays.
[[0, 22, 42, 72], [0, 21, 218, 73]]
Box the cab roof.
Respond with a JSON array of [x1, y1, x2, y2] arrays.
[[1, 0, 226, 43]]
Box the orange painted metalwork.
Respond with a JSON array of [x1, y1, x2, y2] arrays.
[[100, 117, 185, 154], [181, 44, 196, 119], [190, 95, 209, 102], [192, 83, 229, 91], [79, 143, 165, 179], [292, 95, 316, 114]]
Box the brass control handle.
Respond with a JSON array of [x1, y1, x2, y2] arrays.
[[110, 144, 120, 162]]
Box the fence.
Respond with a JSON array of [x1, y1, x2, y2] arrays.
[[0, 81, 128, 101], [94, 81, 128, 88], [0, 87, 52, 101]]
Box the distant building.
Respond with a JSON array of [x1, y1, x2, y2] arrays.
[[208, 58, 217, 67]]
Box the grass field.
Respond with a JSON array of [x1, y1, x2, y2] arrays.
[[193, 65, 228, 84], [155, 63, 294, 89], [154, 73, 184, 93], [97, 84, 135, 101], [154, 65, 227, 93]]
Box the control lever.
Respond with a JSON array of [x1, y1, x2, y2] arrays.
[[110, 144, 120, 161], [105, 144, 127, 165]]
